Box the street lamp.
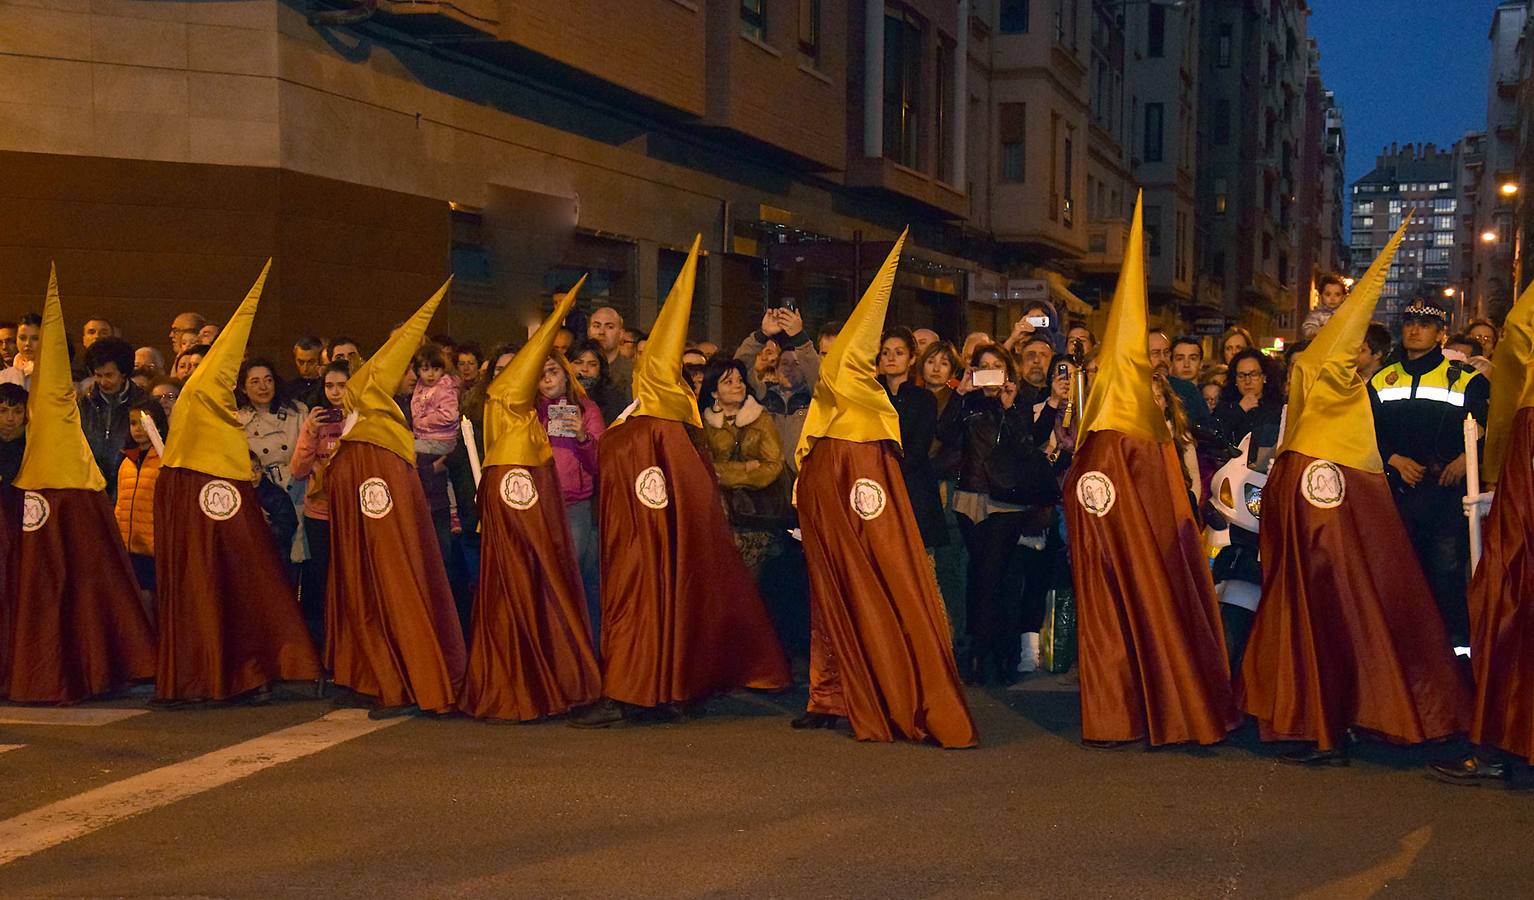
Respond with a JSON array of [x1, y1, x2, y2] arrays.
[[1501, 182, 1519, 196], [1482, 229, 1499, 243], [1443, 286, 1457, 298]]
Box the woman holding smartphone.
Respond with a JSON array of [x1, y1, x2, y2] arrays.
[[290, 361, 351, 646], [535, 353, 606, 638], [937, 344, 1057, 685]]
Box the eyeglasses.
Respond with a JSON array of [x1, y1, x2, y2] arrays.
[[1235, 371, 1265, 381]]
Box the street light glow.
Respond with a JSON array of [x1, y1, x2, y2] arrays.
[[1482, 229, 1499, 243], [1443, 287, 1457, 297], [1501, 182, 1519, 196]]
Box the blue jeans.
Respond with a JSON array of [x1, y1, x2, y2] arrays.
[[566, 498, 601, 646]]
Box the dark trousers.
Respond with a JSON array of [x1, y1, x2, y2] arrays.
[[957, 510, 1035, 673], [299, 516, 329, 649], [1397, 482, 1470, 645]]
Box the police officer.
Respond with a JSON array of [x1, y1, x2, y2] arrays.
[[1369, 300, 1489, 646]]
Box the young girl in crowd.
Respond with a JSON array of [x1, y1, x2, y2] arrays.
[[249, 450, 298, 561], [290, 360, 350, 644], [535, 353, 606, 636], [115, 401, 168, 625], [410, 345, 460, 568]]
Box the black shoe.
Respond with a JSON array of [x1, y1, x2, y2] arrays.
[[1280, 744, 1349, 767], [959, 652, 980, 686], [790, 712, 841, 730], [330, 688, 372, 709], [367, 704, 423, 720], [147, 697, 196, 711], [567, 699, 626, 729], [1429, 754, 1513, 788], [1081, 738, 1137, 751], [243, 687, 275, 707]]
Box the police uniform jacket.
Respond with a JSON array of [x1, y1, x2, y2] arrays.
[[1369, 346, 1489, 488]]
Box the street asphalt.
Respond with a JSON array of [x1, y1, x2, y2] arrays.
[[0, 673, 1529, 899]]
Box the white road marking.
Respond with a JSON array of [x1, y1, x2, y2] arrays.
[[0, 745, 23, 754], [0, 709, 403, 867], [0, 708, 148, 727]]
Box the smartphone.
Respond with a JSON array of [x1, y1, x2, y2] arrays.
[[973, 369, 1006, 387], [546, 402, 582, 438], [316, 407, 344, 425], [1025, 315, 1051, 328]]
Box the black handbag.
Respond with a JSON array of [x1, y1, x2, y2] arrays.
[[722, 430, 794, 529], [984, 434, 1062, 507]]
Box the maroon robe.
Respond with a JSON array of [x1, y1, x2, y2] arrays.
[[0, 485, 19, 696], [326, 441, 466, 712], [4, 488, 155, 702], [799, 438, 976, 747], [1241, 452, 1470, 750], [459, 463, 601, 720], [597, 416, 791, 707], [1064, 430, 1239, 745], [153, 467, 321, 700], [1467, 408, 1534, 762]]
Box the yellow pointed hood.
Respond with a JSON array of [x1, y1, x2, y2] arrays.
[[1082, 193, 1170, 443], [15, 264, 106, 491], [794, 230, 906, 468], [1482, 277, 1534, 482], [341, 278, 451, 463], [163, 260, 272, 479], [624, 235, 703, 427], [1280, 216, 1411, 473], [483, 275, 586, 468]]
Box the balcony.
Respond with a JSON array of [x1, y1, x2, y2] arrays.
[[355, 0, 499, 40], [845, 156, 969, 219], [1080, 218, 1129, 274]]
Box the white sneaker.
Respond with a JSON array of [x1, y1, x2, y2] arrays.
[[1018, 632, 1040, 673]]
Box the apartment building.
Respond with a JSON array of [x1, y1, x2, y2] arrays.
[[0, 0, 998, 357], [1196, 0, 1310, 341], [1292, 41, 1346, 335], [1349, 143, 1458, 329]]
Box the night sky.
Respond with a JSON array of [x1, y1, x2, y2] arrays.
[[1307, 0, 1496, 190]]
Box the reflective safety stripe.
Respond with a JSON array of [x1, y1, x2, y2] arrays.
[[1416, 386, 1466, 406], [1375, 387, 1412, 402]]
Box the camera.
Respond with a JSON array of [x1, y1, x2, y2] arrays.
[[972, 369, 1006, 387]]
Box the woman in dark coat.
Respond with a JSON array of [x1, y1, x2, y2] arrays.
[[877, 328, 946, 549], [1212, 348, 1284, 448], [937, 343, 1058, 685]]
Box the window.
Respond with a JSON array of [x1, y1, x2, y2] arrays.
[[1063, 127, 1075, 226], [1278, 251, 1290, 287], [1212, 99, 1230, 146], [1145, 205, 1162, 257], [1433, 232, 1454, 247], [1214, 178, 1228, 214], [1434, 215, 1453, 231], [1143, 103, 1164, 162], [1353, 216, 1374, 229], [1000, 0, 1029, 33], [1054, 0, 1078, 50], [741, 0, 766, 41], [1262, 232, 1272, 261], [1388, 199, 1403, 213], [1174, 210, 1188, 280], [1425, 247, 1450, 263], [1355, 201, 1374, 215], [1388, 214, 1401, 229], [999, 102, 1026, 182], [1433, 198, 1456, 212], [936, 41, 953, 183], [1148, 4, 1165, 57], [1216, 23, 1232, 67], [883, 13, 923, 169], [798, 0, 820, 60]]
